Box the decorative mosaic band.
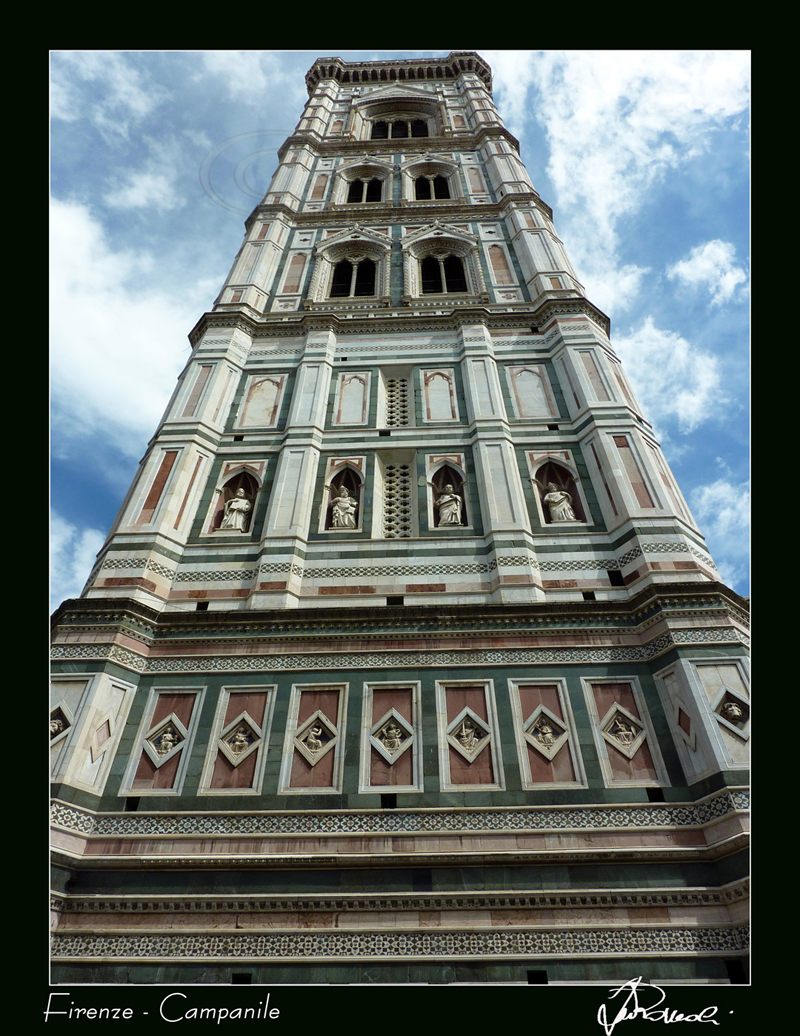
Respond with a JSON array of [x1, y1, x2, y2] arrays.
[[98, 543, 715, 587], [50, 627, 747, 674], [51, 923, 749, 962], [50, 789, 748, 839]]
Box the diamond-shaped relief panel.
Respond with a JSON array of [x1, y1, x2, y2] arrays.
[[371, 709, 414, 764], [50, 707, 71, 741], [446, 707, 491, 763], [524, 707, 568, 761], [294, 711, 338, 767], [144, 716, 187, 767], [219, 714, 262, 767], [715, 692, 750, 738], [601, 707, 646, 760]]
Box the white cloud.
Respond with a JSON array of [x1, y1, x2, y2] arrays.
[[613, 317, 727, 433], [689, 478, 750, 593], [487, 51, 750, 314], [50, 512, 106, 612], [200, 51, 305, 107], [49, 198, 203, 459], [50, 51, 165, 138], [667, 239, 748, 306], [103, 142, 186, 211]]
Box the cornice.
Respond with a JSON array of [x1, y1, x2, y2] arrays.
[[51, 878, 750, 916], [305, 52, 493, 95], [188, 296, 609, 347]]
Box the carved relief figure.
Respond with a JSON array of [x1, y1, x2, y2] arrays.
[[229, 727, 252, 754], [721, 702, 745, 723], [532, 719, 556, 747], [328, 485, 358, 528], [50, 718, 64, 738], [155, 729, 179, 756], [303, 724, 325, 753], [608, 718, 636, 746], [429, 479, 465, 526], [220, 488, 252, 531], [456, 718, 481, 751], [379, 721, 404, 753]]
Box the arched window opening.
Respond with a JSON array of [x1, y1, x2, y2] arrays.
[[533, 461, 585, 524], [414, 175, 450, 200], [347, 177, 382, 203], [371, 118, 429, 139], [421, 254, 467, 294], [330, 258, 376, 298]]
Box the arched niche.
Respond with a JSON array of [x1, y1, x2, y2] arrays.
[[209, 469, 260, 534], [428, 461, 468, 528], [532, 460, 586, 525], [324, 465, 364, 532]]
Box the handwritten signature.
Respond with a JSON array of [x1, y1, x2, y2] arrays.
[[598, 977, 720, 1034]]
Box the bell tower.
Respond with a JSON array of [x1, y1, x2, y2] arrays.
[[51, 52, 749, 986]]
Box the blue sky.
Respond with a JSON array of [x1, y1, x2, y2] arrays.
[[50, 50, 750, 611]]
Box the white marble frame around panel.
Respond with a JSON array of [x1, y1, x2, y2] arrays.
[[197, 684, 277, 796], [507, 677, 587, 791], [277, 683, 349, 796], [358, 680, 424, 795], [434, 679, 505, 792]]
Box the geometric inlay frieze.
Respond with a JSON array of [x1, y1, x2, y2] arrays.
[[51, 923, 750, 962], [50, 788, 750, 838]]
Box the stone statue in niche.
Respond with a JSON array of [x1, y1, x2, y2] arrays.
[[220, 488, 252, 531], [428, 478, 465, 526], [533, 474, 577, 522], [328, 484, 359, 528]]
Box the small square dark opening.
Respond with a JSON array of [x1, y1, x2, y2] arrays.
[[582, 591, 596, 601], [608, 570, 625, 587], [386, 596, 404, 606], [231, 973, 252, 985], [196, 601, 210, 611], [381, 794, 397, 809], [647, 787, 665, 802], [124, 797, 140, 813], [527, 970, 548, 984]]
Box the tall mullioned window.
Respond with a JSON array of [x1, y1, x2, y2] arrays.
[[330, 258, 376, 298]]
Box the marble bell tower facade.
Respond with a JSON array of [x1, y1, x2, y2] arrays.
[[50, 52, 749, 985]]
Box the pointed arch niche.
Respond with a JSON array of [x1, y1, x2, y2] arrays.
[[205, 463, 265, 535], [320, 457, 366, 533], [426, 455, 470, 529], [527, 452, 590, 527]]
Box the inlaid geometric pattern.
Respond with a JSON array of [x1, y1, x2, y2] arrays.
[[50, 788, 749, 838], [51, 923, 749, 961]]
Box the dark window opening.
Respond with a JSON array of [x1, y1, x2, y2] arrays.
[[414, 175, 450, 200], [233, 435, 244, 442], [411, 119, 428, 137], [371, 120, 389, 139], [379, 429, 391, 436], [330, 258, 376, 298], [647, 787, 665, 802], [231, 973, 252, 985], [608, 569, 625, 587], [415, 177, 431, 200], [547, 424, 559, 431], [372, 118, 428, 139], [386, 595, 404, 606], [124, 797, 140, 812], [381, 794, 398, 809], [392, 120, 408, 138], [348, 177, 382, 203], [196, 601, 210, 611], [527, 970, 549, 985], [421, 253, 468, 295], [582, 591, 596, 601], [433, 175, 449, 198]]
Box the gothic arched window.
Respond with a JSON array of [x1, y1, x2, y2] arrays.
[[347, 177, 383, 203], [415, 174, 450, 200], [330, 258, 376, 298], [371, 118, 428, 139], [421, 254, 467, 294]]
